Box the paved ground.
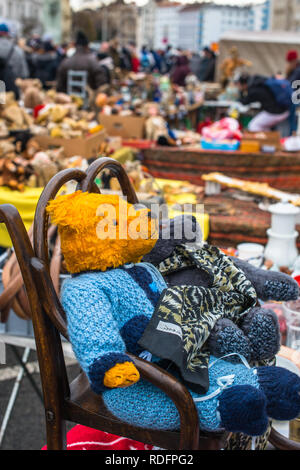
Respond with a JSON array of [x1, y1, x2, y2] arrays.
[[0, 345, 79, 450]]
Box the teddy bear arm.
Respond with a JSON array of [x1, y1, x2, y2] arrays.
[[61, 279, 139, 394], [231, 256, 299, 301]]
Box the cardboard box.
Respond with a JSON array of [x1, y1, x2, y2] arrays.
[[99, 114, 146, 139], [240, 140, 261, 153], [242, 131, 281, 151], [33, 129, 107, 159]]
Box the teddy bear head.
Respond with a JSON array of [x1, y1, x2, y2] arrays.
[[47, 191, 158, 274]]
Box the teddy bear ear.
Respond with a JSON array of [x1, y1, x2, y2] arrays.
[[46, 191, 84, 228], [163, 215, 202, 245]]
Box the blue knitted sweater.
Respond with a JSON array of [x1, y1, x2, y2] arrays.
[[61, 262, 167, 393], [102, 355, 259, 432]]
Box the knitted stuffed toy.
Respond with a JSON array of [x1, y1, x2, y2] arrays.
[[47, 191, 165, 393], [143, 215, 299, 364], [102, 354, 300, 436], [47, 195, 300, 437]]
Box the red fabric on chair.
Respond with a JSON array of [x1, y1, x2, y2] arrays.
[[42, 425, 154, 450]]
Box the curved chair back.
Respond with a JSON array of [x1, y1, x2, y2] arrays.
[[32, 157, 139, 340]]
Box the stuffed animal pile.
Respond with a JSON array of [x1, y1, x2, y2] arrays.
[[0, 93, 33, 136], [0, 136, 70, 191], [33, 103, 101, 139], [47, 192, 300, 441]]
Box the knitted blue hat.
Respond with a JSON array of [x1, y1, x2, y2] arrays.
[[0, 23, 10, 34]]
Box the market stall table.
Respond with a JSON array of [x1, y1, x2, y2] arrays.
[[142, 146, 300, 192], [203, 191, 300, 249]]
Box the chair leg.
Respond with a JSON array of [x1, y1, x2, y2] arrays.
[[46, 417, 67, 450]]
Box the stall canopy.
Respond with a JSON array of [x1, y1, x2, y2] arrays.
[[217, 31, 300, 79]]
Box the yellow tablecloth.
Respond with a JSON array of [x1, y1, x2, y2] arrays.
[[155, 178, 210, 241], [0, 187, 44, 248], [111, 147, 135, 165], [168, 208, 209, 242], [0, 174, 210, 248]]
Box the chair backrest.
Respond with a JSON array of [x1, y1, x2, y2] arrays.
[[32, 155, 139, 356], [0, 203, 70, 446]]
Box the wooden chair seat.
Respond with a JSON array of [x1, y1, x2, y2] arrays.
[[66, 371, 199, 450], [65, 364, 228, 451]]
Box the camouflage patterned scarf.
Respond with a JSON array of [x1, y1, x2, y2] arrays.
[[139, 243, 257, 394]]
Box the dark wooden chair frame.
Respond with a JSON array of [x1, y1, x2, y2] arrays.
[[0, 157, 229, 451]]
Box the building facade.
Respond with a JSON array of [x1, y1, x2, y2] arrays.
[[0, 0, 43, 36], [271, 0, 300, 32], [151, 1, 272, 53], [251, 0, 271, 31], [43, 0, 72, 44], [73, 0, 138, 45], [0, 0, 72, 41], [154, 2, 181, 49], [138, 0, 157, 49], [197, 4, 253, 51]]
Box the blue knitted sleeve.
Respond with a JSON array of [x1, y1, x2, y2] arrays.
[[61, 275, 128, 388]]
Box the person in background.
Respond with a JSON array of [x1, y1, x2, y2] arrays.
[[157, 49, 168, 74], [198, 47, 216, 82], [0, 22, 29, 94], [170, 54, 190, 87], [18, 37, 35, 78], [286, 50, 300, 84], [120, 45, 132, 71], [150, 48, 162, 73], [189, 51, 201, 78], [109, 38, 121, 69], [66, 41, 76, 58], [32, 41, 59, 89], [285, 50, 300, 133], [140, 46, 154, 72], [128, 43, 140, 73], [165, 45, 176, 73], [220, 46, 252, 89], [97, 52, 113, 84], [56, 43, 68, 65], [56, 31, 107, 93], [237, 74, 291, 132]]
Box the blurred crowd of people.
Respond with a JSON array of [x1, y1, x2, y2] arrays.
[[0, 19, 299, 135], [0, 22, 217, 96]]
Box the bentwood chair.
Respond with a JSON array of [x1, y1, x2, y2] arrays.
[[0, 157, 228, 450]]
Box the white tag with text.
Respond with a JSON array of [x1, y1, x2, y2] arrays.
[[156, 321, 182, 339]]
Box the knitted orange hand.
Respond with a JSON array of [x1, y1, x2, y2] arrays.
[[103, 362, 140, 388]]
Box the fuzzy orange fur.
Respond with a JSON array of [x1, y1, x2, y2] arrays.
[[46, 191, 158, 274], [103, 362, 140, 388]]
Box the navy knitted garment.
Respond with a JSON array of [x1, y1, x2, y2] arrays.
[[103, 355, 263, 435], [61, 262, 167, 394], [241, 308, 281, 361], [102, 355, 300, 436], [218, 385, 268, 436], [257, 366, 300, 421], [211, 326, 252, 362]]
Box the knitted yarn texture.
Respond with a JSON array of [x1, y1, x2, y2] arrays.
[[61, 263, 167, 393]]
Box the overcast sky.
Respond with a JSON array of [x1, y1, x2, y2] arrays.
[[70, 0, 266, 9]]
